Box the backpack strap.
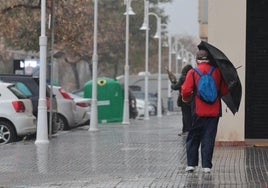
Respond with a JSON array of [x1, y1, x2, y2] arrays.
[[194, 67, 215, 76], [208, 67, 215, 75], [193, 67, 203, 76], [207, 66, 219, 97]]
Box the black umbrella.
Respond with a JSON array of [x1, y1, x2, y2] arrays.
[[198, 41, 242, 115]]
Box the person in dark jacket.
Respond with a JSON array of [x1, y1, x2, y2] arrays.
[[181, 49, 228, 173], [171, 64, 193, 136]]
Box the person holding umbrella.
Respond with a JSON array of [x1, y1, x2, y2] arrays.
[[181, 49, 229, 173], [198, 41, 242, 114]]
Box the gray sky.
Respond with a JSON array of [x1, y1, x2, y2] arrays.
[[160, 0, 199, 38]]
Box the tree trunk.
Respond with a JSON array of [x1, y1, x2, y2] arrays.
[[70, 63, 80, 89]]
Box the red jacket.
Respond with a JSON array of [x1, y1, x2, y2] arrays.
[[181, 62, 228, 117]]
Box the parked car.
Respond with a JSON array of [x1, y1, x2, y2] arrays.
[[51, 86, 76, 130], [71, 88, 84, 98], [129, 91, 138, 119], [136, 99, 156, 118], [68, 92, 90, 126], [0, 74, 58, 134], [131, 91, 161, 116], [0, 82, 36, 145], [52, 86, 90, 130]]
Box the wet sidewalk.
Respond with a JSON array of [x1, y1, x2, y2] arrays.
[[0, 113, 267, 188]]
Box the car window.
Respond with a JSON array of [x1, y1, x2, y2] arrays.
[[149, 93, 157, 98], [132, 92, 157, 105], [15, 82, 33, 97], [8, 85, 28, 99], [133, 92, 144, 99], [72, 89, 84, 97]]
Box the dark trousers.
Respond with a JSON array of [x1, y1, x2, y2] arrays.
[[186, 115, 219, 168], [181, 103, 192, 133]]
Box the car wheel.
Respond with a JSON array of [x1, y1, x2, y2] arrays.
[[0, 120, 16, 145], [57, 114, 69, 131], [52, 112, 59, 134], [152, 105, 157, 116]]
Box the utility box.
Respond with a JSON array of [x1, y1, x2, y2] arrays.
[[84, 77, 123, 123]]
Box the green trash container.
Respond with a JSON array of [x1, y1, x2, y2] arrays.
[[84, 77, 123, 123]]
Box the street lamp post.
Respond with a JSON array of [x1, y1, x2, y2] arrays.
[[185, 51, 196, 67], [141, 2, 164, 118], [173, 39, 180, 75], [167, 34, 173, 113], [175, 54, 180, 75], [89, 0, 99, 131], [140, 0, 150, 120], [149, 12, 162, 117], [172, 39, 185, 75], [35, 0, 49, 144], [171, 39, 195, 74], [159, 24, 173, 113], [176, 45, 194, 71], [122, 0, 135, 125], [157, 17, 162, 117]]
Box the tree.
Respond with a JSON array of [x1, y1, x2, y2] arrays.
[[0, 0, 172, 90]]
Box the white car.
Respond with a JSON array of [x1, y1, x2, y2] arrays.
[[0, 82, 36, 145], [51, 86, 76, 130], [51, 86, 90, 130], [136, 99, 156, 119], [68, 93, 90, 126]]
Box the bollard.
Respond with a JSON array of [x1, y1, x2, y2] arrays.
[[167, 97, 173, 111]]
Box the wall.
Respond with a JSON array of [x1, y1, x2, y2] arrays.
[[208, 0, 246, 142], [198, 0, 208, 41]]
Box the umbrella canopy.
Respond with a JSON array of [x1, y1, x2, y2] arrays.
[[198, 41, 242, 115]]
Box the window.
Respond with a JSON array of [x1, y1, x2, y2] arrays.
[[15, 82, 33, 97], [8, 85, 27, 99]]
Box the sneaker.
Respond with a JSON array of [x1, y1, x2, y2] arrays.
[[185, 166, 195, 172], [202, 168, 211, 173]]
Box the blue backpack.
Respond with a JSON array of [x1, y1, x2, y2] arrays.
[[194, 67, 218, 103]]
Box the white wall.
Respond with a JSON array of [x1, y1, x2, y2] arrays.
[[208, 0, 246, 141]]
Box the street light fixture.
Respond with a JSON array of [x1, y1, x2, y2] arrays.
[[35, 0, 49, 144], [124, 0, 135, 15], [89, 0, 99, 131], [159, 24, 173, 113], [122, 0, 135, 125]]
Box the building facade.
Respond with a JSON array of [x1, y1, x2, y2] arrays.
[[199, 0, 268, 143]]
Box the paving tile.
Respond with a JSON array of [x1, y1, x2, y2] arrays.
[[0, 113, 267, 187]]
